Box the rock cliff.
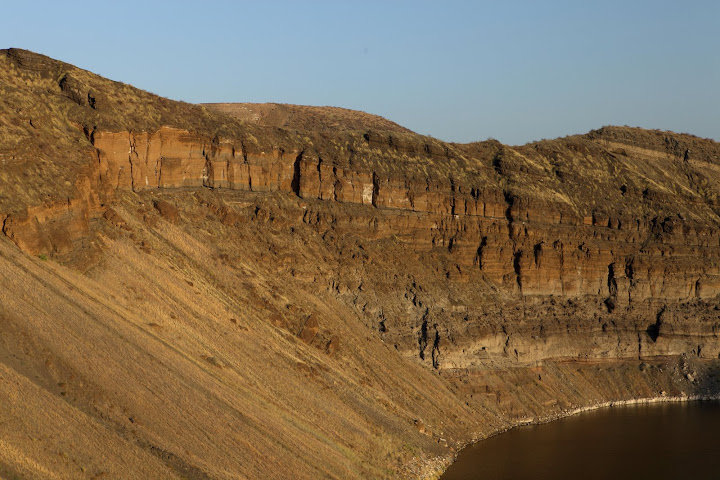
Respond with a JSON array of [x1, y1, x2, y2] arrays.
[[1, 48, 720, 479]]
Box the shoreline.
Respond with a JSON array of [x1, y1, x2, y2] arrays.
[[509, 392, 720, 430], [435, 393, 720, 479]]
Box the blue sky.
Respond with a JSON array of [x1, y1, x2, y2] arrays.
[[3, 1, 718, 144]]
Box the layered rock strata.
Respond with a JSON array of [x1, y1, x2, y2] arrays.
[[4, 124, 720, 367]]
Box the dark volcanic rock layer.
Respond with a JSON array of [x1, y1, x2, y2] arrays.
[[1, 48, 720, 479]]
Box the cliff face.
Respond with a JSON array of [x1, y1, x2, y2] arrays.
[[17, 124, 720, 300], [1, 49, 720, 480], [12, 123, 720, 363]]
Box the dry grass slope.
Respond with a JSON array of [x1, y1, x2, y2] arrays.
[[203, 103, 414, 135]]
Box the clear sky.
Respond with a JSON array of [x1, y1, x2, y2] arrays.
[[2, 0, 718, 145]]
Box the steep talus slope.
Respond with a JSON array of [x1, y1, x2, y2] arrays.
[[1, 48, 720, 479]]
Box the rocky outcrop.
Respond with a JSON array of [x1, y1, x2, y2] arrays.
[[87, 127, 720, 304], [7, 124, 720, 306], [1, 176, 100, 255], [94, 128, 296, 193]]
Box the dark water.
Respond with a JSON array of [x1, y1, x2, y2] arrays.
[[441, 401, 720, 480]]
